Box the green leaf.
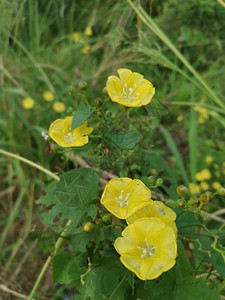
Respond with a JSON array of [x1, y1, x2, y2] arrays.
[[36, 168, 100, 232], [52, 253, 82, 284], [71, 231, 94, 253], [110, 132, 141, 150], [71, 104, 92, 130]]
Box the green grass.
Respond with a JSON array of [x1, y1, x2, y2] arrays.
[[0, 0, 225, 298]]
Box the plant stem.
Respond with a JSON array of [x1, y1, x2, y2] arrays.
[[0, 149, 60, 181], [28, 219, 73, 299]]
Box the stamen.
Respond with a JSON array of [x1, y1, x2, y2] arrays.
[[137, 238, 157, 258], [115, 192, 130, 208], [63, 132, 76, 143]]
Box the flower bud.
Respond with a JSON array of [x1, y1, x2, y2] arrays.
[[95, 97, 103, 108], [105, 111, 112, 118], [78, 81, 88, 90], [176, 185, 189, 197], [177, 201, 184, 209], [200, 191, 212, 205], [127, 150, 134, 157], [218, 187, 225, 196], [102, 214, 111, 223], [83, 222, 94, 232], [88, 150, 94, 156], [97, 111, 102, 117], [68, 86, 76, 96], [148, 176, 155, 184], [156, 178, 163, 186], [102, 87, 108, 96], [188, 196, 199, 208]]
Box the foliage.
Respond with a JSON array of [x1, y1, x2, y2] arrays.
[[0, 0, 225, 299]]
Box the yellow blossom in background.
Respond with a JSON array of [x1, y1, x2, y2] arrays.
[[49, 116, 93, 147], [126, 201, 177, 235], [114, 217, 177, 280], [200, 181, 209, 191], [73, 32, 80, 42], [100, 178, 151, 219], [22, 97, 34, 110], [189, 183, 201, 194], [205, 156, 213, 165], [84, 26, 93, 36], [195, 169, 211, 181], [81, 44, 91, 54], [213, 164, 219, 169], [215, 171, 220, 178], [106, 68, 155, 107], [150, 169, 157, 175], [53, 102, 66, 113], [212, 182, 222, 190], [198, 117, 205, 124], [43, 91, 54, 102], [176, 115, 184, 122]]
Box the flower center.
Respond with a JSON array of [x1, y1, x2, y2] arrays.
[[121, 83, 140, 103], [63, 132, 76, 143], [138, 238, 157, 258], [115, 191, 130, 208]]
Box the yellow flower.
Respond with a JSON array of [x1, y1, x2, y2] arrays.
[[43, 91, 54, 102], [127, 201, 177, 235], [200, 181, 209, 191], [73, 32, 80, 42], [189, 183, 201, 195], [84, 26, 93, 36], [100, 178, 151, 219], [49, 116, 93, 148], [198, 116, 205, 124], [205, 156, 213, 165], [195, 169, 211, 181], [215, 171, 220, 178], [212, 182, 222, 190], [176, 115, 184, 122], [106, 68, 155, 107], [53, 102, 66, 113], [22, 97, 34, 110], [81, 45, 91, 54], [114, 217, 177, 280]]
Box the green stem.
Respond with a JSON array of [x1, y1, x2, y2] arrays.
[[28, 219, 73, 299], [0, 149, 60, 181]]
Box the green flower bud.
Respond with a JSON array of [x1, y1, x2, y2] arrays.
[[102, 214, 111, 223], [88, 150, 94, 156], [83, 222, 94, 232], [218, 187, 225, 196], [68, 86, 76, 96], [177, 201, 184, 208], [78, 81, 88, 90], [176, 185, 189, 197], [200, 191, 212, 204], [102, 87, 108, 95], [188, 196, 199, 208], [95, 97, 103, 108], [156, 178, 163, 186], [97, 111, 102, 117], [105, 111, 112, 118], [127, 150, 134, 157], [148, 176, 155, 184]]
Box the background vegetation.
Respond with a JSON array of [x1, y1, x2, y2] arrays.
[[0, 0, 225, 299]]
